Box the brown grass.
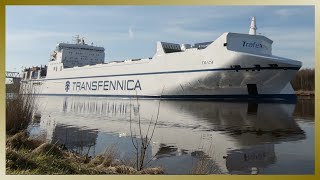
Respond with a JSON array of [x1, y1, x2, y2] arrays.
[[90, 145, 120, 167], [191, 158, 212, 175], [191, 152, 222, 175], [6, 131, 43, 150], [6, 83, 38, 135], [6, 133, 165, 175], [31, 143, 63, 156], [138, 167, 165, 174]]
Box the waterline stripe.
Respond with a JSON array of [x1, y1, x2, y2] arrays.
[[25, 66, 300, 82], [31, 93, 297, 103]]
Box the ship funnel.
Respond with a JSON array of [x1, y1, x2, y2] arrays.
[[249, 16, 257, 35]]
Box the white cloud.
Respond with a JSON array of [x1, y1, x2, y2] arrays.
[[163, 26, 220, 41], [6, 31, 74, 54], [262, 27, 314, 49], [128, 26, 134, 38], [264, 28, 315, 68], [7, 31, 73, 42], [274, 8, 303, 18]]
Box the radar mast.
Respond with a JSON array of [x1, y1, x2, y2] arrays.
[[249, 17, 257, 35]]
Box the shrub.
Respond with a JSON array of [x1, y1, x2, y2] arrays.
[[6, 83, 37, 135]]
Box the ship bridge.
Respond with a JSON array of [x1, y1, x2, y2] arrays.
[[50, 36, 105, 69]]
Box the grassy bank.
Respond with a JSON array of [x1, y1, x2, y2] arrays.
[[6, 131, 164, 175]]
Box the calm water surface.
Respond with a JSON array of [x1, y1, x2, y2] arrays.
[[28, 96, 314, 174]]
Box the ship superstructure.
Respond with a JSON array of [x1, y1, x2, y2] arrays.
[[21, 17, 302, 101]]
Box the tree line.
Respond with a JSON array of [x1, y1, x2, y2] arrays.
[[291, 68, 315, 91]]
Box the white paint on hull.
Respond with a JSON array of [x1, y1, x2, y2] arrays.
[[21, 32, 302, 98]]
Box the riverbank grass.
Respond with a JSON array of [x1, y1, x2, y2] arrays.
[[6, 131, 164, 174], [6, 84, 37, 135]]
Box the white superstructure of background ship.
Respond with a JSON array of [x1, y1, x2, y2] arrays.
[[21, 17, 302, 101]]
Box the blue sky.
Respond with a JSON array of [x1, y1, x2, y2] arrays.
[[6, 6, 315, 72]]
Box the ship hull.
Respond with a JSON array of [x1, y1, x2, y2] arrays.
[[21, 33, 301, 102], [21, 63, 300, 103]]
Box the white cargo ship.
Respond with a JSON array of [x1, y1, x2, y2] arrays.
[[21, 17, 302, 101]]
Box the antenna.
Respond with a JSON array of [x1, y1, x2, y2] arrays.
[[81, 37, 86, 45], [72, 35, 81, 44], [249, 17, 257, 35]]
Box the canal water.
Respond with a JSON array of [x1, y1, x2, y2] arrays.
[[28, 96, 314, 174]]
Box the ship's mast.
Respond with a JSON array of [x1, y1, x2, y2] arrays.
[[73, 35, 82, 44], [73, 35, 87, 45], [249, 16, 257, 35]]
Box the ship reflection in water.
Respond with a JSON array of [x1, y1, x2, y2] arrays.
[[29, 96, 314, 174]]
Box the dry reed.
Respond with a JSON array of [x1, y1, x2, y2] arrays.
[[6, 83, 38, 135]]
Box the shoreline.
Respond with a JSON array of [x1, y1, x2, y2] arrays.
[[6, 131, 164, 175], [295, 90, 315, 96]]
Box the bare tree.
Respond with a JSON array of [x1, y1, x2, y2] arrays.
[[291, 68, 315, 91], [129, 92, 162, 171]]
